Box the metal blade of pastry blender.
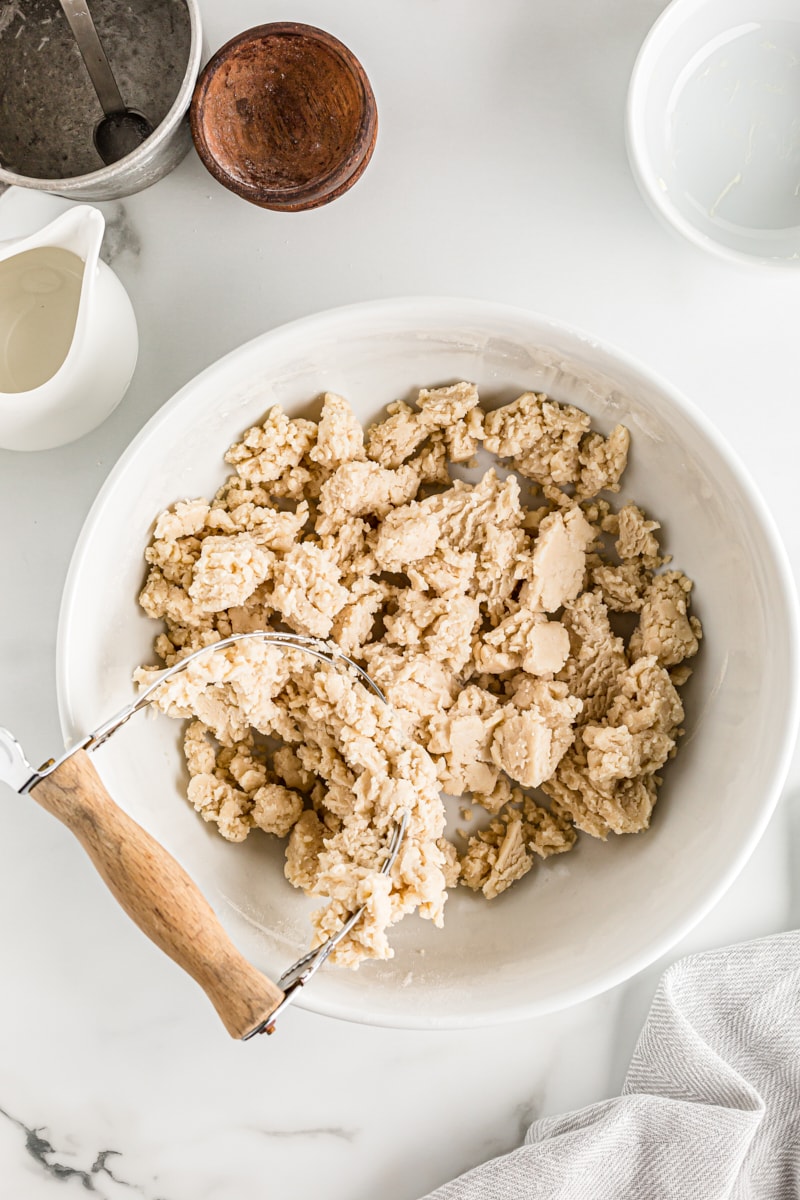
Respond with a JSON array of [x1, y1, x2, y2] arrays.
[[0, 728, 38, 793]]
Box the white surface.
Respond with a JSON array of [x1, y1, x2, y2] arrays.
[[627, 0, 800, 265], [57, 297, 799, 1029], [1, 1, 799, 1196], [0, 207, 138, 450]]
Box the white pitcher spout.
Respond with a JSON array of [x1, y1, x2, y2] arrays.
[[36, 205, 105, 271], [0, 204, 106, 273]]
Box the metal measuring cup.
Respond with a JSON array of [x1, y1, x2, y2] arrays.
[[0, 0, 203, 200]]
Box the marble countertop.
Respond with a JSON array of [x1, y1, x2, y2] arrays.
[[1, 1, 799, 1196]]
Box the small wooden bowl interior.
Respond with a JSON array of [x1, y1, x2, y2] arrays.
[[190, 22, 377, 211]]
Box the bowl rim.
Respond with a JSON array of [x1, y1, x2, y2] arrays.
[[56, 296, 800, 1028], [189, 21, 378, 212], [625, 0, 800, 270], [0, 0, 204, 192]]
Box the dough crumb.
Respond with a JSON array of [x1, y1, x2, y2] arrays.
[[629, 571, 702, 667]]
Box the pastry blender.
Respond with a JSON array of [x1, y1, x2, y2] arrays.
[[0, 633, 408, 1039]]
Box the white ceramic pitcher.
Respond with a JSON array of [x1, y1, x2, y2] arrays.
[[0, 205, 138, 451]]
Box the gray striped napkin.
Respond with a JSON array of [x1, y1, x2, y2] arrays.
[[423, 931, 800, 1199]]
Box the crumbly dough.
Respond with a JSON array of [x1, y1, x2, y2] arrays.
[[137, 384, 701, 964], [460, 791, 576, 899]]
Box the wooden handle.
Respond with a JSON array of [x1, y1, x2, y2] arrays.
[[31, 750, 284, 1039]]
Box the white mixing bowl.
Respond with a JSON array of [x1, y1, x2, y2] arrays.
[[627, 0, 800, 266], [57, 298, 799, 1028]]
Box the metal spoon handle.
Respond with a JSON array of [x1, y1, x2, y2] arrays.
[[57, 0, 125, 116]]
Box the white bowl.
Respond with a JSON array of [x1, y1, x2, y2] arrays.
[[57, 298, 799, 1029], [626, 0, 800, 266]]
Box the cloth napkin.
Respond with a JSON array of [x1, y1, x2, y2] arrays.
[[423, 931, 800, 1200]]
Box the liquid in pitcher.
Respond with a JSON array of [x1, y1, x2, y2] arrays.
[[0, 246, 84, 393]]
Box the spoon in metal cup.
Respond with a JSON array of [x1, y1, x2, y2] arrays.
[[57, 0, 154, 165]]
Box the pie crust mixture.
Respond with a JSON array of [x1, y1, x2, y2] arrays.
[[136, 384, 701, 964]]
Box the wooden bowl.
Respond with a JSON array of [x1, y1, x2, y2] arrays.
[[190, 22, 378, 211]]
